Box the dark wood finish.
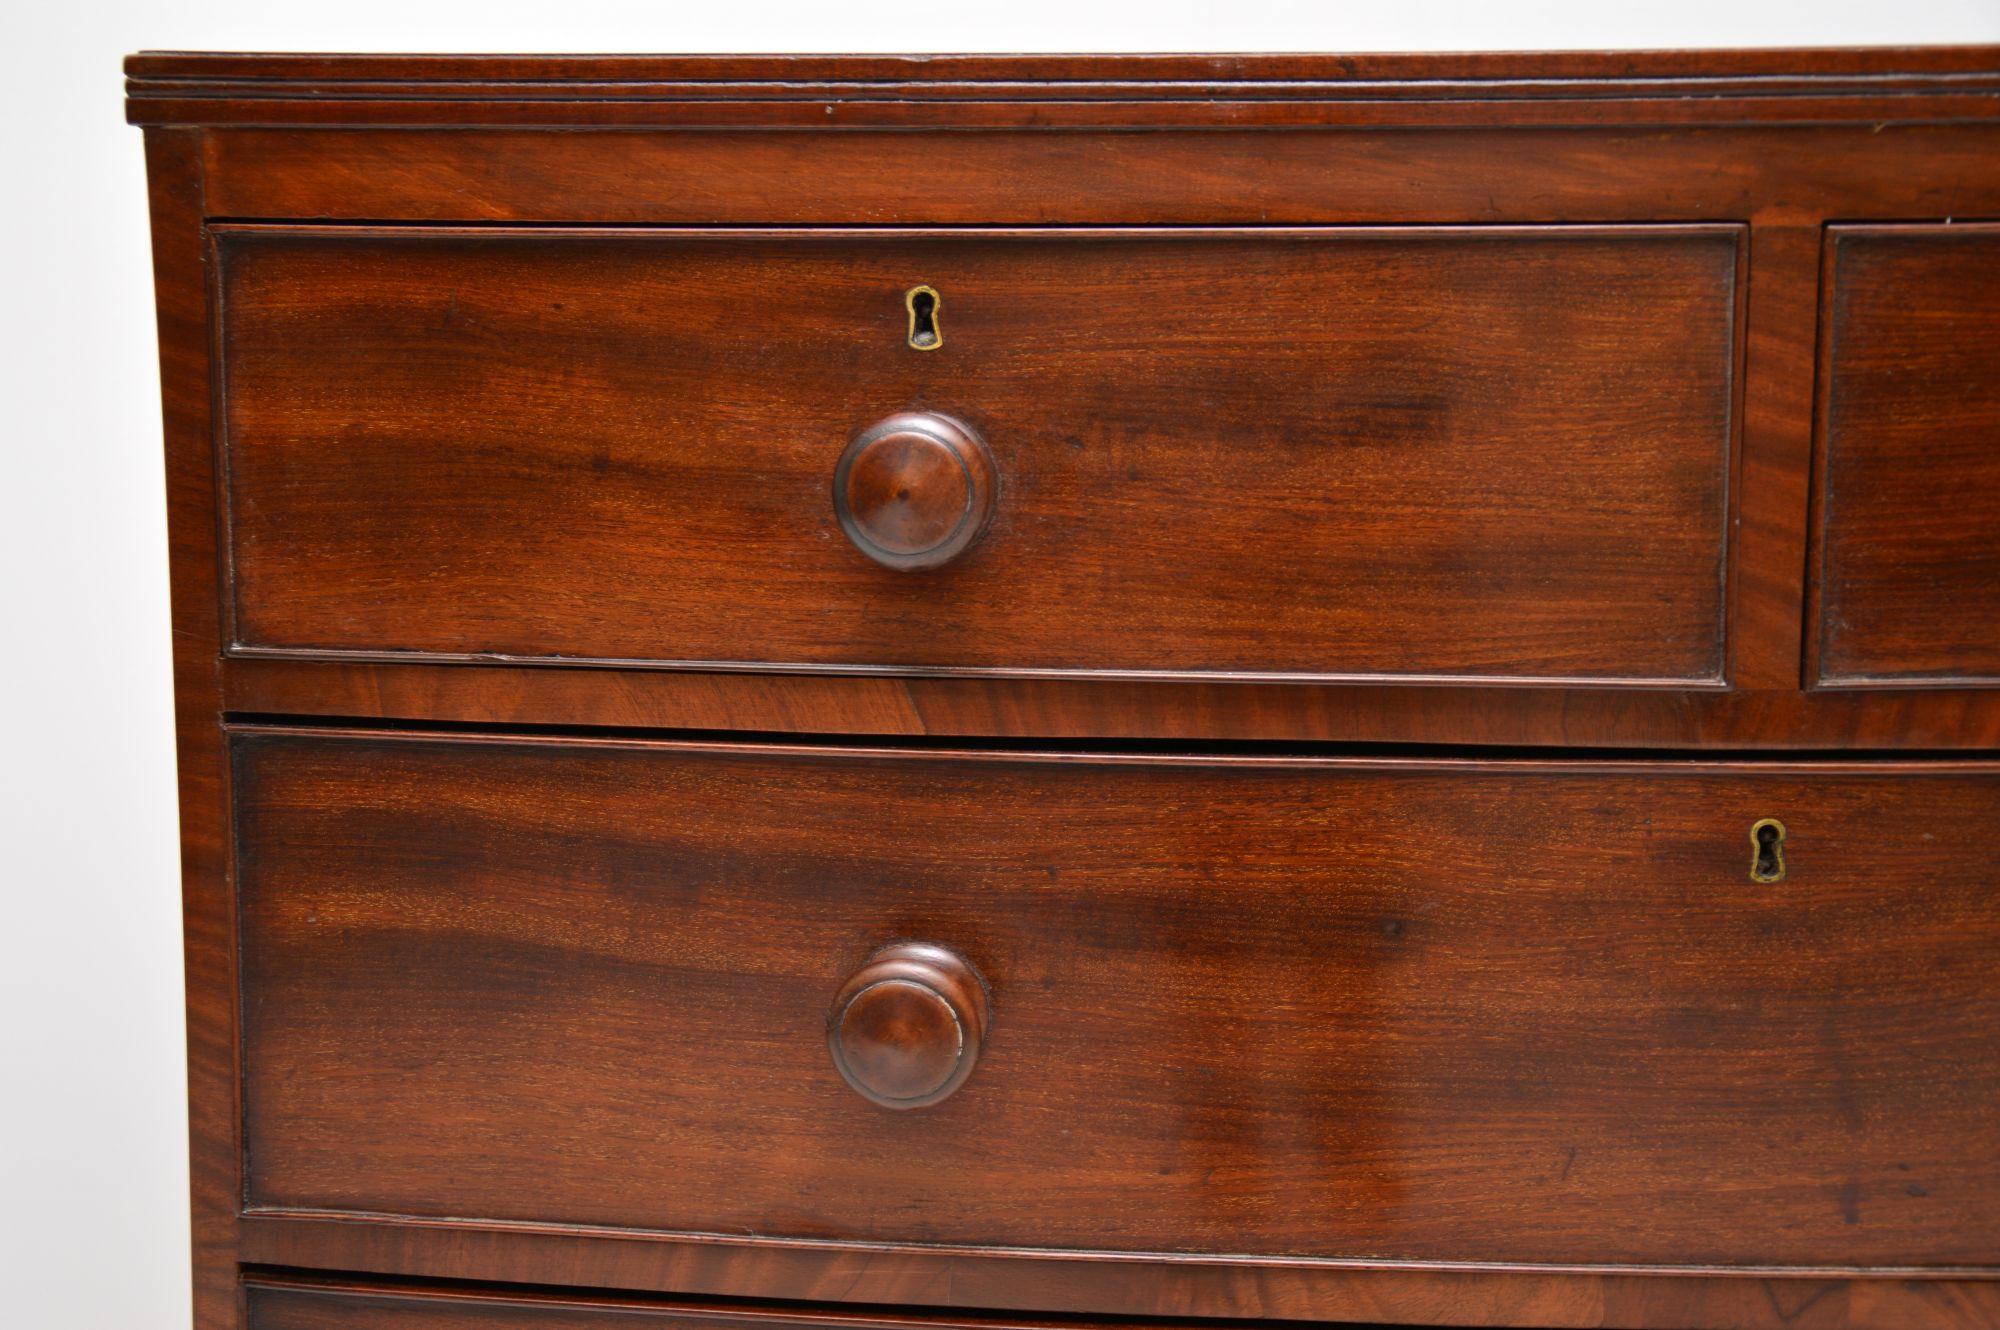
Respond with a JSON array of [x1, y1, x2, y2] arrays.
[[250, 1280, 1421, 1330], [1811, 225, 2000, 690], [135, 48, 2000, 1330], [214, 223, 1738, 685], [160, 112, 2000, 741], [124, 48, 2000, 128], [241, 1228, 2000, 1330], [828, 942, 990, 1109], [250, 1280, 1064, 1330], [1731, 220, 1819, 694], [190, 124, 2000, 227], [240, 1271, 2000, 1330], [223, 655, 2000, 749], [233, 729, 2000, 1269], [126, 47, 2000, 80], [144, 128, 243, 1330], [834, 414, 996, 572]]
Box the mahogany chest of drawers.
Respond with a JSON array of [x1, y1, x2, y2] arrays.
[[129, 48, 2000, 1330]]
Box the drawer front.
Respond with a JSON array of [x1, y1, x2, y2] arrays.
[[245, 1282, 1049, 1330], [1814, 224, 2000, 689], [248, 1283, 663, 1330], [216, 225, 1739, 684], [232, 731, 2000, 1268], [238, 1276, 2000, 1330]]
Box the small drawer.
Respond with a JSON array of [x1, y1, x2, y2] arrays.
[[1813, 224, 2000, 689], [214, 224, 1740, 685], [232, 729, 2000, 1270]]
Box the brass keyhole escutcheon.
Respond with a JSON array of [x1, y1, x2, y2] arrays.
[[906, 285, 942, 350], [1750, 817, 1787, 883]]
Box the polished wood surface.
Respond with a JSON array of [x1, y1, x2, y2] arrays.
[[233, 729, 2000, 1269], [241, 1238, 2000, 1330], [250, 1280, 986, 1330], [248, 1279, 1374, 1330], [828, 942, 989, 1109], [188, 123, 2000, 227], [240, 1272, 2000, 1330], [160, 113, 2000, 744], [1812, 224, 2000, 689], [834, 414, 996, 572], [145, 128, 241, 1330], [221, 654, 2000, 749], [124, 48, 2000, 128], [215, 223, 1736, 684], [136, 47, 2000, 1330]]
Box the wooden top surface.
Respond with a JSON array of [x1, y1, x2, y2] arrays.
[[125, 46, 2000, 127]]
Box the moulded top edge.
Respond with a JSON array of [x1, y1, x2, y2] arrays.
[[123, 46, 2000, 85], [122, 47, 2000, 130]]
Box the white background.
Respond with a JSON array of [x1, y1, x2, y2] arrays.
[[3, 2, 1997, 1326]]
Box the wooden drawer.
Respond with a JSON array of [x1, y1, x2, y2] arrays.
[[244, 1281, 1142, 1330], [250, 1280, 636, 1328], [232, 729, 2000, 1269], [1812, 224, 2000, 690], [248, 1281, 724, 1330], [239, 1275, 2000, 1330], [215, 224, 1740, 685]]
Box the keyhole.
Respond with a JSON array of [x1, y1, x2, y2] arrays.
[[906, 285, 942, 351], [1749, 817, 1786, 883]]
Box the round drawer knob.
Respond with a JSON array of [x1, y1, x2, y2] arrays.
[[827, 943, 989, 1109], [833, 412, 995, 570]]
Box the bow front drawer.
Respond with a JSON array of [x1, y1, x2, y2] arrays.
[[214, 224, 1741, 685], [231, 729, 2000, 1269]]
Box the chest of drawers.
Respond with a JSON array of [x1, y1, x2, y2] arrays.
[[130, 49, 2000, 1330]]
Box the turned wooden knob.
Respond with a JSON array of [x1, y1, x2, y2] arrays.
[[828, 943, 989, 1109], [833, 413, 995, 570]]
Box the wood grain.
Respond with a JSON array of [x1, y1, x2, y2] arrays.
[[827, 942, 990, 1109], [1812, 224, 2000, 690], [143, 128, 241, 1330], [124, 48, 2000, 129], [833, 413, 997, 572], [219, 654, 2000, 748], [134, 50, 2000, 1329], [123, 46, 2000, 85], [1728, 221, 1818, 692], [240, 1230, 2000, 1329], [195, 124, 2000, 228], [215, 224, 1738, 685], [234, 729, 2000, 1269], [239, 1270, 2000, 1330]]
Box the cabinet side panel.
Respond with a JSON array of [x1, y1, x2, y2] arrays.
[[144, 126, 239, 1330]]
